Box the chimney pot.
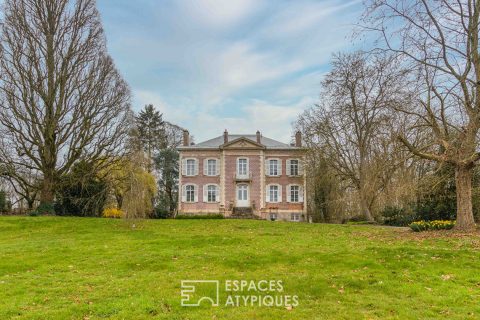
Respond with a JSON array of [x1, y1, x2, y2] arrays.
[[256, 130, 261, 143], [295, 131, 302, 147], [223, 129, 228, 144], [183, 130, 189, 147]]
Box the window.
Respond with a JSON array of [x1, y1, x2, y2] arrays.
[[291, 213, 300, 222], [207, 185, 218, 202], [290, 159, 299, 176], [238, 158, 248, 176], [269, 159, 279, 176], [269, 213, 277, 221], [186, 185, 195, 202], [269, 185, 279, 202], [290, 185, 299, 203], [186, 159, 196, 176], [207, 159, 217, 176]]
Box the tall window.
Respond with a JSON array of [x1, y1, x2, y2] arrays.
[[290, 160, 299, 176], [269, 159, 279, 176], [186, 159, 196, 176], [269, 185, 279, 202], [238, 158, 247, 175], [207, 185, 217, 202], [186, 185, 195, 202], [207, 159, 217, 176], [290, 185, 299, 203]]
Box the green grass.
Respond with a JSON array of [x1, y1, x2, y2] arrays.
[[0, 217, 479, 319]]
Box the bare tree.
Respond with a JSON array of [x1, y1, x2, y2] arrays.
[[298, 52, 406, 221], [0, 0, 131, 206], [363, 0, 480, 230]]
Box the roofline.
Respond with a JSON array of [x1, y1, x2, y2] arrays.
[[177, 146, 308, 151]]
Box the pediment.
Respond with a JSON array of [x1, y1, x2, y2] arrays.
[[221, 137, 265, 150]]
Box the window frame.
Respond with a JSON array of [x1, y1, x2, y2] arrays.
[[206, 184, 218, 203], [185, 184, 196, 203], [185, 158, 197, 176], [290, 185, 300, 203], [289, 159, 299, 176], [290, 213, 300, 222], [269, 184, 279, 203], [268, 159, 279, 176], [206, 159, 217, 176], [237, 158, 248, 176]]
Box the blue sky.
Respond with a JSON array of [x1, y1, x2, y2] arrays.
[[97, 0, 363, 143]]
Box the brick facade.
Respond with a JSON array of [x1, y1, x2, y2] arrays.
[[178, 131, 307, 222]]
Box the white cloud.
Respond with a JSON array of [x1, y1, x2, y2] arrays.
[[178, 0, 260, 29]]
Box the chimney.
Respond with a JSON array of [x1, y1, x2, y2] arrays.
[[183, 130, 189, 146], [256, 130, 261, 143], [223, 129, 228, 144], [295, 131, 302, 147]]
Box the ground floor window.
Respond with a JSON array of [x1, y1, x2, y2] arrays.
[[290, 185, 299, 202], [270, 213, 277, 221], [291, 213, 300, 222], [268, 185, 279, 202], [185, 185, 195, 202], [207, 184, 218, 202]]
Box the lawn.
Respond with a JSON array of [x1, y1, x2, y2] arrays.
[[0, 217, 479, 319]]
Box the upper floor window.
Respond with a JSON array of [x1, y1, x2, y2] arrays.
[[204, 159, 219, 176], [184, 158, 198, 176], [267, 159, 281, 176], [204, 184, 219, 203], [266, 184, 282, 203], [237, 158, 248, 176], [289, 159, 299, 176]]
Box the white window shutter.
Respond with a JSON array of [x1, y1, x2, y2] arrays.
[[278, 185, 282, 202], [181, 185, 186, 202], [203, 159, 208, 176], [194, 159, 199, 175], [286, 184, 291, 202], [203, 185, 208, 202], [265, 160, 270, 176], [215, 185, 220, 202], [266, 185, 270, 202], [216, 159, 220, 176], [194, 184, 198, 202], [299, 186, 304, 202], [278, 159, 282, 176], [299, 160, 303, 175], [182, 159, 187, 176], [246, 158, 249, 173], [286, 160, 291, 176]]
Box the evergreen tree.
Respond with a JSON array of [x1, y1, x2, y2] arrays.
[[135, 105, 166, 171]]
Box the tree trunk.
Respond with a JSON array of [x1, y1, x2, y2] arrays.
[[360, 193, 374, 222], [454, 165, 476, 231], [40, 174, 54, 205]]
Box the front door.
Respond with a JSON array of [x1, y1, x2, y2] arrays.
[[236, 184, 249, 207]]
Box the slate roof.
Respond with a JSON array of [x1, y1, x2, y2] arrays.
[[178, 134, 301, 150]]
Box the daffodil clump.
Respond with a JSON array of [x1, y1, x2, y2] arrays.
[[103, 207, 124, 218], [409, 220, 455, 232]]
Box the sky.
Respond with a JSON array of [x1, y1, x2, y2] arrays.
[[96, 0, 364, 143]]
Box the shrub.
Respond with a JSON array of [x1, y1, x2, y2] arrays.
[[409, 220, 455, 232], [381, 206, 417, 227], [103, 208, 124, 218], [175, 214, 224, 219], [37, 202, 55, 215]]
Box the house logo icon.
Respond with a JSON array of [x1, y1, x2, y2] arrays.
[[181, 280, 220, 307]]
